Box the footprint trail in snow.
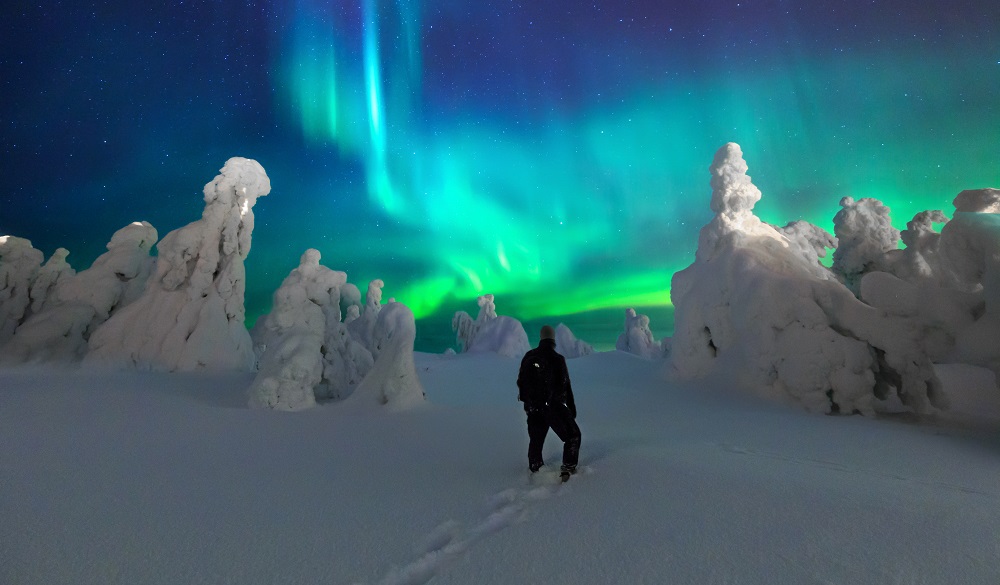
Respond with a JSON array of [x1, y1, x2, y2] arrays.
[[358, 466, 591, 585]]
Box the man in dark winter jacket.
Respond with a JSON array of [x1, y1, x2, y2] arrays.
[[517, 324, 581, 481]]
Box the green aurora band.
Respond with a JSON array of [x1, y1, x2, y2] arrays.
[[274, 2, 998, 349]]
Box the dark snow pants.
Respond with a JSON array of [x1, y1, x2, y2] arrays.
[[527, 403, 581, 470]]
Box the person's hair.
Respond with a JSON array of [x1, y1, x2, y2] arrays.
[[540, 324, 556, 340]]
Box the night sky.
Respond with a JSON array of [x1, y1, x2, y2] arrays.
[[2, 1, 998, 350]]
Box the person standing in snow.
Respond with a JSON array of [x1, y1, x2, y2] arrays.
[[517, 324, 581, 481]]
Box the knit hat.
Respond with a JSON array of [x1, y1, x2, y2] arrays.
[[539, 325, 556, 340]]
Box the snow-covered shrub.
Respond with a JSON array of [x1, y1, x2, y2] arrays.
[[347, 301, 425, 409], [451, 294, 530, 358], [0, 235, 43, 344], [616, 308, 662, 359], [832, 197, 900, 294], [669, 142, 945, 415], [2, 223, 157, 364], [555, 323, 593, 358], [86, 157, 270, 371]]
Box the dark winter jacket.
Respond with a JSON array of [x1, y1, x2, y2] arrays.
[[517, 338, 576, 417]]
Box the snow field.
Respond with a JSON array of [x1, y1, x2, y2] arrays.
[[2, 351, 999, 585]]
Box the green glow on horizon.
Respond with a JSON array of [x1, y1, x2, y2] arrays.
[[275, 5, 999, 337]]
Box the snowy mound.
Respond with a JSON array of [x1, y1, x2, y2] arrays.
[[669, 143, 946, 415], [86, 158, 270, 371]]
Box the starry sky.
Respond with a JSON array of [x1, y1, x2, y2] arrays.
[[2, 1, 998, 350]]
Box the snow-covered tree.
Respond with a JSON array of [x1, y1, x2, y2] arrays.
[[452, 294, 530, 358], [249, 249, 347, 410], [934, 192, 1000, 376], [347, 301, 425, 409], [346, 279, 384, 353], [954, 188, 1000, 214], [855, 188, 1000, 381], [616, 308, 661, 359], [555, 323, 593, 359], [775, 220, 838, 281], [0, 235, 43, 344], [670, 142, 944, 415], [832, 197, 900, 294], [886, 210, 950, 284], [29, 247, 75, 313], [86, 157, 270, 371], [2, 222, 156, 364], [248, 249, 428, 411]]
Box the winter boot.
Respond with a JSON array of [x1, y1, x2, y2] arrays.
[[559, 464, 577, 482]]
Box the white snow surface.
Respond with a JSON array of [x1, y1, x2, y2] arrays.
[[2, 352, 999, 585]]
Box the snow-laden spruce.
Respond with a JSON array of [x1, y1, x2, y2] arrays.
[[615, 308, 662, 359], [86, 157, 270, 371], [248, 249, 374, 410], [452, 294, 530, 357], [0, 235, 44, 344], [249, 250, 422, 411], [832, 197, 900, 294], [29, 247, 74, 314], [346, 301, 425, 409], [669, 142, 945, 415], [857, 188, 1000, 379], [2, 223, 156, 364]]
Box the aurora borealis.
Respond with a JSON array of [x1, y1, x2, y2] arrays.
[[2, 2, 998, 350]]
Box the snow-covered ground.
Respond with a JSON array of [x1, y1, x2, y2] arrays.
[[3, 351, 999, 585]]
